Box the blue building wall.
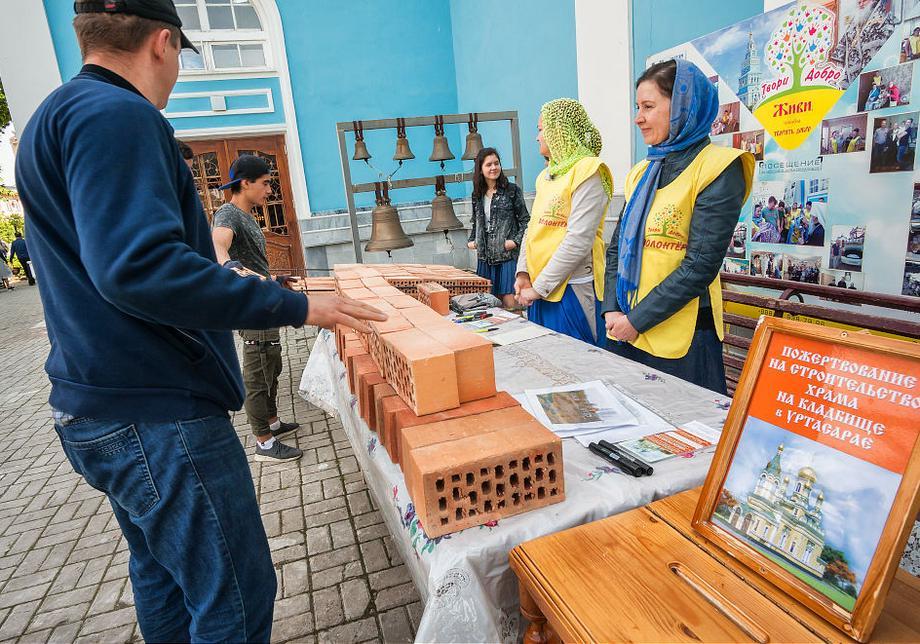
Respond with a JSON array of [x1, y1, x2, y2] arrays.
[[630, 0, 763, 161], [449, 0, 577, 194], [40, 0, 577, 214], [277, 0, 465, 212], [44, 0, 83, 80]]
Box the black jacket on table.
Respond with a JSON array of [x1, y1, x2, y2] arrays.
[[468, 181, 530, 265], [602, 139, 746, 334]]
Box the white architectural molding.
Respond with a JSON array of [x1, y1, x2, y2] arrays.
[[255, 0, 312, 219], [173, 123, 287, 139], [165, 88, 275, 118], [574, 0, 634, 193], [0, 0, 63, 132]]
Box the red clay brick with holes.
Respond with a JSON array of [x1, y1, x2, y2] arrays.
[[402, 408, 564, 537]]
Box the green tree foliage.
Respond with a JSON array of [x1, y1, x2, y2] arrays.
[[0, 77, 10, 133], [0, 210, 25, 273], [820, 545, 858, 597], [715, 488, 740, 517]]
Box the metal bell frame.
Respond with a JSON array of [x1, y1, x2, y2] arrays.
[[336, 111, 522, 262]]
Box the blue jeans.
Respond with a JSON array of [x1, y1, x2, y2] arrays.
[[54, 415, 275, 643]]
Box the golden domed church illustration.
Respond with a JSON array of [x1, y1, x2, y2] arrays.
[[723, 444, 827, 576]]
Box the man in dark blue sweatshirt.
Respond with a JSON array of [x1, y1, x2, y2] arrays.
[[14, 2, 384, 642], [8, 232, 34, 285]]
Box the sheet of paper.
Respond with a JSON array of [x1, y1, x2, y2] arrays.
[[573, 386, 674, 447], [489, 325, 552, 345], [523, 380, 637, 436], [614, 421, 722, 463]]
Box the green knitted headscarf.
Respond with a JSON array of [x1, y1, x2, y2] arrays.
[[540, 98, 611, 196]]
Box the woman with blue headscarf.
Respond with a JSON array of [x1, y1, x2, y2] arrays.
[[602, 59, 754, 394]]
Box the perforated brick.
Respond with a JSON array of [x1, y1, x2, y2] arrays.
[[357, 370, 386, 425], [370, 382, 397, 434], [416, 325, 495, 403], [347, 354, 375, 395], [388, 294, 425, 309], [341, 287, 377, 300], [417, 282, 450, 315], [379, 394, 410, 461], [387, 391, 518, 466], [402, 407, 564, 537], [379, 329, 459, 416], [398, 305, 449, 329]]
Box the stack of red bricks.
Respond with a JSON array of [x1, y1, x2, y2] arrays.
[[330, 263, 565, 538]]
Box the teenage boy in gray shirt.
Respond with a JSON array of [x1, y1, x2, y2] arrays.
[[212, 155, 301, 463]]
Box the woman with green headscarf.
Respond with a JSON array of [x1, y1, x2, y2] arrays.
[[515, 98, 613, 345]]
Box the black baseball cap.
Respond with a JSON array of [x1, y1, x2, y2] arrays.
[[219, 155, 271, 191], [74, 0, 199, 53]]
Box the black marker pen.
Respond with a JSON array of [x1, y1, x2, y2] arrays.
[[589, 443, 643, 477], [599, 440, 654, 476]]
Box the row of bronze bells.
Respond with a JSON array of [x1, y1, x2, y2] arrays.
[[365, 175, 464, 254], [352, 113, 484, 165]]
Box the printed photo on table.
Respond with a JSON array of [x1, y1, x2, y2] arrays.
[[723, 257, 750, 275], [726, 222, 748, 258], [733, 129, 765, 160], [750, 251, 783, 280], [857, 62, 913, 111], [537, 389, 602, 425], [820, 113, 867, 154], [820, 269, 864, 290], [904, 260, 920, 297], [828, 225, 866, 272], [713, 417, 902, 612], [711, 102, 740, 136], [749, 180, 828, 246], [869, 112, 918, 172]]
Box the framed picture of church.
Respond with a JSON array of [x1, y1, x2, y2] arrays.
[[693, 317, 920, 642]]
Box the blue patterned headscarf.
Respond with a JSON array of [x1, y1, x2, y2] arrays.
[[615, 59, 719, 314]]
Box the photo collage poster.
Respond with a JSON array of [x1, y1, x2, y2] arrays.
[[650, 0, 920, 297]]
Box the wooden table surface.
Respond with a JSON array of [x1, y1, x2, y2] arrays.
[[509, 488, 920, 643]]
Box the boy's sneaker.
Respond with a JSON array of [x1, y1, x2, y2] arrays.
[[271, 420, 300, 437], [255, 441, 303, 462]]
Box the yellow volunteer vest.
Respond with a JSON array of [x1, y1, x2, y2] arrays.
[[525, 157, 612, 302], [616, 144, 754, 359]]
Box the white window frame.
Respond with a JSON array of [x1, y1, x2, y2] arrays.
[[176, 0, 273, 76]]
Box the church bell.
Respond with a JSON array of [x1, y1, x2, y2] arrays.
[[429, 114, 455, 168], [392, 117, 415, 162], [365, 182, 413, 254], [461, 113, 483, 161], [426, 175, 464, 233], [352, 120, 371, 162]]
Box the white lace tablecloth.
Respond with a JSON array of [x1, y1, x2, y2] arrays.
[[300, 328, 733, 642]]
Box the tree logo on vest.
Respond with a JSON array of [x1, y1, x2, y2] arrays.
[[538, 195, 568, 228], [645, 204, 688, 251]]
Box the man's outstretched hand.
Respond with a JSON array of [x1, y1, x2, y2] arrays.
[[305, 294, 387, 333]]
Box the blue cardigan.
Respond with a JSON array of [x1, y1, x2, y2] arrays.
[[15, 65, 308, 422]]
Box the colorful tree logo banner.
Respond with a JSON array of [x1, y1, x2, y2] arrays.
[[757, 4, 844, 148], [685, 1, 897, 150]]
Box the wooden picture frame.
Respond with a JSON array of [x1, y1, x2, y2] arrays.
[[693, 317, 920, 642]]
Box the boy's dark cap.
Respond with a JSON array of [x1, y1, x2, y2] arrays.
[[74, 0, 199, 53], [218, 155, 272, 191]]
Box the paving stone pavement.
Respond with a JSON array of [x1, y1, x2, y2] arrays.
[[0, 283, 422, 643]]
